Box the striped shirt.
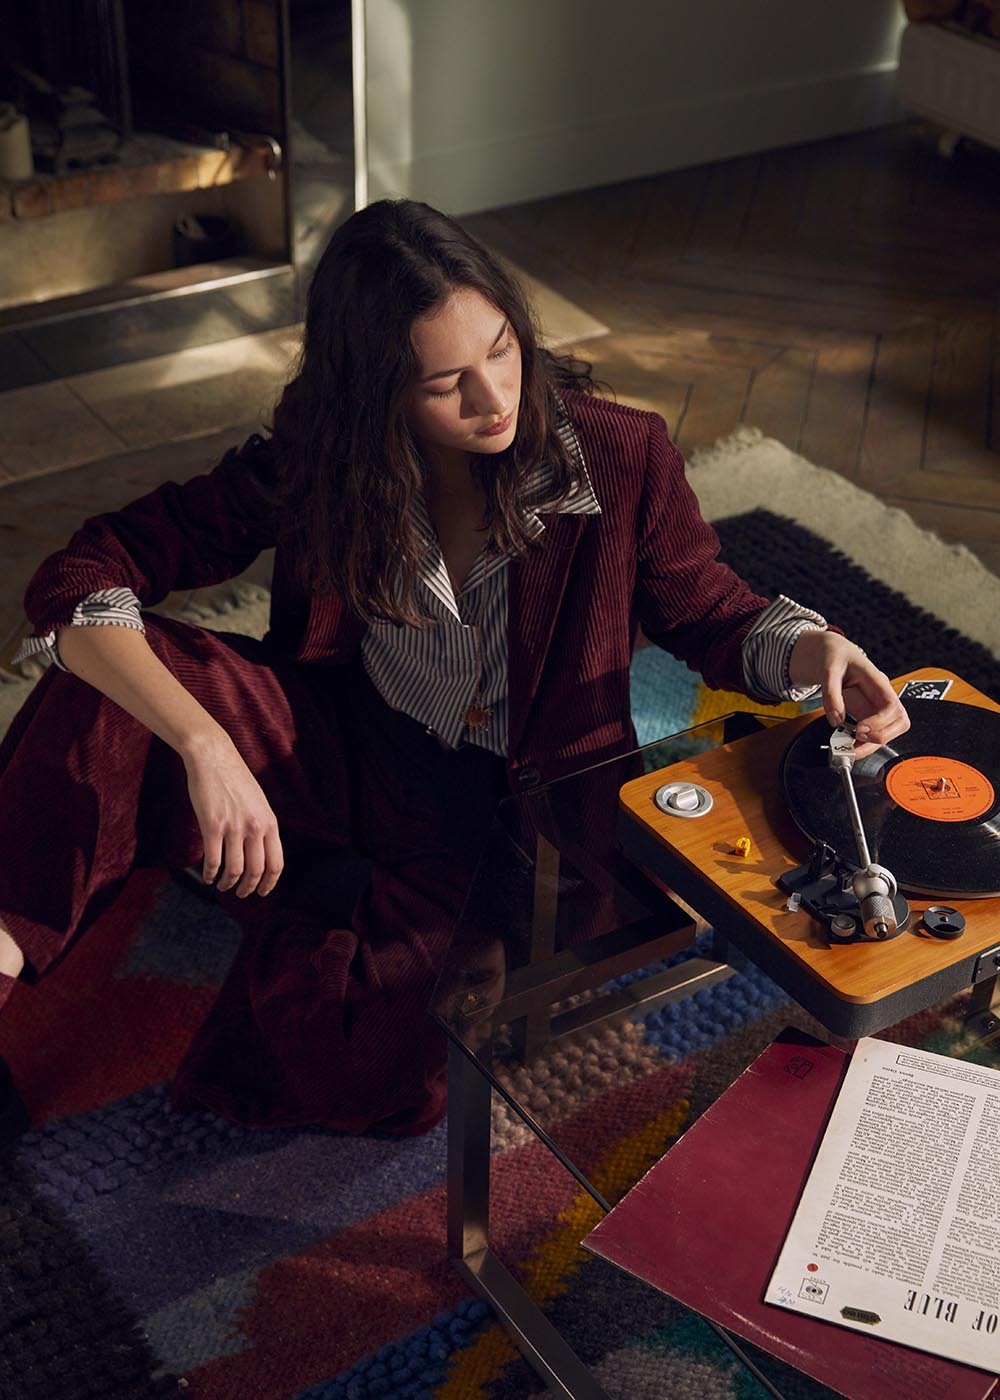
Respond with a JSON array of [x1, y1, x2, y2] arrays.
[[363, 415, 603, 753], [14, 415, 825, 754]]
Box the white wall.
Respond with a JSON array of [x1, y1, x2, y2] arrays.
[[359, 0, 906, 215]]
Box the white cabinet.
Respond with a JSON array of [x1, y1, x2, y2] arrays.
[[898, 21, 1000, 153]]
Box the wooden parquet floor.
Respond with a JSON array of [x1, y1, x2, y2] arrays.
[[469, 121, 1000, 576]]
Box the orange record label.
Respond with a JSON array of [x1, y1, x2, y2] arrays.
[[885, 755, 995, 822]]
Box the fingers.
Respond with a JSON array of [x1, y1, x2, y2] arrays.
[[816, 641, 866, 729], [214, 832, 243, 894], [854, 701, 905, 744], [202, 829, 223, 887], [187, 745, 283, 897], [822, 670, 847, 729], [842, 672, 910, 752], [792, 629, 911, 757], [210, 818, 283, 898], [791, 630, 854, 728], [257, 829, 284, 898], [233, 833, 267, 899]]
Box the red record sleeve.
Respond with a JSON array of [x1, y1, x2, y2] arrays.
[[584, 1030, 997, 1400]]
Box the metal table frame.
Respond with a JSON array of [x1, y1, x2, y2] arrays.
[[437, 810, 787, 1399], [435, 702, 1000, 1396]]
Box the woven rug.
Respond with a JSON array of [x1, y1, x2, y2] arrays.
[[2, 438, 1000, 1400]]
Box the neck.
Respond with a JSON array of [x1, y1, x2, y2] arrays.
[[421, 443, 475, 495]]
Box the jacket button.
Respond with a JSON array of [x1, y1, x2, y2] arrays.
[[517, 766, 541, 788]]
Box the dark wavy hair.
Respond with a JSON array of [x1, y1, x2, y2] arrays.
[[271, 198, 595, 625]]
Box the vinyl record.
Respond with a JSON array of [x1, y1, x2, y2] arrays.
[[780, 702, 1000, 898]]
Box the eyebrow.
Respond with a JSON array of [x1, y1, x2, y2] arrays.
[[418, 319, 509, 383]]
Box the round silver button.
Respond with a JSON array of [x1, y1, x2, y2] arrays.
[[653, 781, 713, 818]]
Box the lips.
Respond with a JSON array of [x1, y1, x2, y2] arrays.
[[477, 409, 514, 437]]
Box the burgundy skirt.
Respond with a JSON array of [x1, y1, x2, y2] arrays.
[[0, 617, 507, 1135]]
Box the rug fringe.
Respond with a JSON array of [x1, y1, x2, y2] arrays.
[[688, 425, 765, 468]]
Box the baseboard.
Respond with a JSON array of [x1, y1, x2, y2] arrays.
[[368, 67, 903, 217]]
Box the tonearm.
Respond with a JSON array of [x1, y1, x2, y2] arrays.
[[777, 724, 910, 943]]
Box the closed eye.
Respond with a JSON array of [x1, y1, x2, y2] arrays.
[[425, 336, 516, 399]]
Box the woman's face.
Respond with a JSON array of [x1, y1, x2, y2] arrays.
[[405, 286, 522, 471]]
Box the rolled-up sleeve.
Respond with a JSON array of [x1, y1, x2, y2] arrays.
[[22, 434, 278, 638], [13, 586, 145, 672], [741, 594, 827, 703]]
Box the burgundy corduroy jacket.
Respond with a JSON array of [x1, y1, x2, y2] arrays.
[[23, 392, 771, 790]]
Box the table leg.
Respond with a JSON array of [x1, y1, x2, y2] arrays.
[[710, 925, 729, 963], [447, 1037, 491, 1263], [446, 1038, 612, 1399], [965, 972, 1000, 1043], [446, 1039, 792, 1399], [509, 833, 562, 1064]]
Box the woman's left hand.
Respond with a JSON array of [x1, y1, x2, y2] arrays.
[[788, 630, 910, 757]]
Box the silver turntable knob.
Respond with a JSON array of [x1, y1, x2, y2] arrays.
[[654, 781, 713, 818]]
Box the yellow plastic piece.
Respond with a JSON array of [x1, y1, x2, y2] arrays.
[[734, 836, 752, 859]]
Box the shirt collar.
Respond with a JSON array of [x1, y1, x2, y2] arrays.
[[522, 403, 601, 537]]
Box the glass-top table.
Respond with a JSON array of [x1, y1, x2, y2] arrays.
[[428, 679, 1000, 1399], [428, 713, 793, 1400], [431, 714, 774, 1063]]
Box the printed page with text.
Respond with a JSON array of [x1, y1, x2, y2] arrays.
[[766, 1036, 1000, 1371]]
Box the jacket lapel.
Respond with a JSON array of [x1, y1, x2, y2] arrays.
[[507, 513, 587, 757]]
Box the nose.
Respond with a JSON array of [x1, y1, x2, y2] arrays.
[[466, 369, 507, 418]]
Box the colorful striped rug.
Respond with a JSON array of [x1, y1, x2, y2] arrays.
[[1, 505, 998, 1400]]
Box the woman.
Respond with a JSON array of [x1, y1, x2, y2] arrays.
[[0, 199, 908, 1134]]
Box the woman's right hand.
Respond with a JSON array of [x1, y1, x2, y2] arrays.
[[182, 735, 284, 897], [55, 625, 284, 897]]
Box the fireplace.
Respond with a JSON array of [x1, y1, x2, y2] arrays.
[[0, 0, 299, 380]]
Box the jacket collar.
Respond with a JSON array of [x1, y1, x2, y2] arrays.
[[507, 403, 597, 757]]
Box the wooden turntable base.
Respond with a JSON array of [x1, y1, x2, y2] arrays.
[[619, 670, 1000, 1036]]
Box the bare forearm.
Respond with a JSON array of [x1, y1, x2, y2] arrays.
[[56, 624, 230, 761], [56, 625, 283, 895]]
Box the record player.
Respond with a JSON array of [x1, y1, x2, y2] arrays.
[[618, 669, 1000, 1039]]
